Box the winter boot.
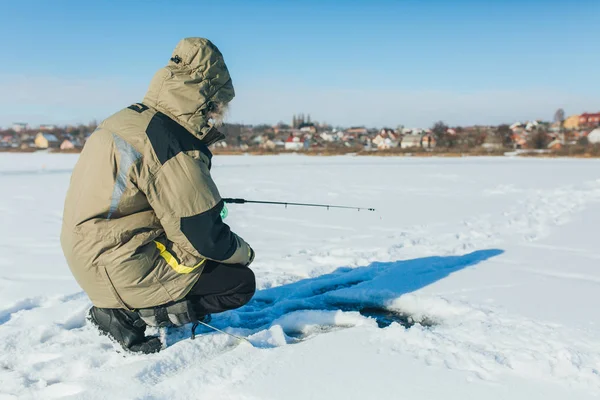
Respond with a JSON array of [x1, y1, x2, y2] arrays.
[[88, 306, 162, 354]]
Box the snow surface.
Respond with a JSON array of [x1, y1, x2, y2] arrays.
[[1, 153, 600, 399]]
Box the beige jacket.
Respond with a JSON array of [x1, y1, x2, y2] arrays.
[[61, 38, 252, 309]]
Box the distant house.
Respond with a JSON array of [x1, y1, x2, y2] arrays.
[[298, 123, 317, 134], [512, 133, 528, 149], [19, 132, 33, 141], [320, 132, 336, 142], [509, 122, 523, 131], [34, 132, 60, 149], [261, 140, 276, 150], [563, 115, 580, 130], [549, 122, 562, 133], [511, 126, 526, 136], [525, 120, 540, 131], [579, 112, 600, 127], [588, 128, 600, 144], [1, 135, 14, 147], [547, 139, 563, 150], [372, 133, 397, 150], [400, 135, 422, 149], [378, 128, 397, 140], [284, 135, 303, 151], [482, 135, 504, 150], [39, 124, 56, 131], [20, 140, 36, 149], [345, 127, 368, 136], [12, 122, 29, 132], [60, 139, 76, 150]]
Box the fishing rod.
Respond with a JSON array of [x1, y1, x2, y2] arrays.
[[222, 198, 375, 212]]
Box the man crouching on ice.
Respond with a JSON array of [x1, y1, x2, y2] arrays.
[[60, 38, 255, 354]]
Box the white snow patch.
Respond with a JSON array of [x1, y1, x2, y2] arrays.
[[1, 154, 600, 399]]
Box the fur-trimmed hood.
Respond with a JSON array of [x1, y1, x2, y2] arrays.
[[143, 38, 235, 142]]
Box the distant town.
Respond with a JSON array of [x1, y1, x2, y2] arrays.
[[1, 109, 600, 156]]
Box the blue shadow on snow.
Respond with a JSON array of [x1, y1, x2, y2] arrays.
[[168, 249, 503, 344]]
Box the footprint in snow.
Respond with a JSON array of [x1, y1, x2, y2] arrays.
[[0, 297, 44, 325]]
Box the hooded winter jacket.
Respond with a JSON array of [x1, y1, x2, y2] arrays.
[[60, 38, 252, 309]]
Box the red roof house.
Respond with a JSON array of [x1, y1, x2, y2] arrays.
[[579, 113, 600, 127]]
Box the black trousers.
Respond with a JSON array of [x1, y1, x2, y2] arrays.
[[185, 261, 256, 315]]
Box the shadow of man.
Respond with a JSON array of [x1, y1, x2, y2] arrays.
[[168, 249, 503, 345]]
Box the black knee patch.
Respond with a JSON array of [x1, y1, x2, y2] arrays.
[[240, 267, 256, 295], [239, 288, 255, 306], [237, 268, 256, 307]]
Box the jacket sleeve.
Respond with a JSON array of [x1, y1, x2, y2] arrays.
[[142, 152, 252, 265]]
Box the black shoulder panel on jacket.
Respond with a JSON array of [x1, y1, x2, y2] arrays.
[[145, 112, 212, 167], [180, 200, 237, 261]]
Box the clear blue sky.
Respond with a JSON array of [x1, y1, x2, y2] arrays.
[[0, 0, 598, 128]]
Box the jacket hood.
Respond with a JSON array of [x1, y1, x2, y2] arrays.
[[143, 38, 235, 142]]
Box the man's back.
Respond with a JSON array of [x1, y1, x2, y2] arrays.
[[61, 105, 206, 309]]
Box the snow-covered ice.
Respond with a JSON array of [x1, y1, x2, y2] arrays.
[[1, 153, 600, 399]]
